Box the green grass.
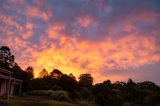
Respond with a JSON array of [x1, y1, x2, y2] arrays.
[[0, 96, 96, 106]]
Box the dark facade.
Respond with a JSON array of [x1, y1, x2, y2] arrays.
[[0, 68, 22, 96]]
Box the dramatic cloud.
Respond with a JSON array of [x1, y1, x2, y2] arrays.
[[0, 0, 160, 84]]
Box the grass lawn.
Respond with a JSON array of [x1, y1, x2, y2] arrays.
[[0, 96, 96, 106]]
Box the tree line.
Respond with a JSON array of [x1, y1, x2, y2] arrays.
[[0, 46, 160, 106]]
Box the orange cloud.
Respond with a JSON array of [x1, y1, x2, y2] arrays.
[[21, 30, 159, 83], [1, 13, 159, 83], [47, 24, 65, 39], [26, 22, 34, 30]]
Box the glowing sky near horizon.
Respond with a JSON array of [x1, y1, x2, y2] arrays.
[[0, 0, 160, 84]]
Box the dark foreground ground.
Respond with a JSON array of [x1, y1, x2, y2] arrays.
[[0, 96, 97, 106]]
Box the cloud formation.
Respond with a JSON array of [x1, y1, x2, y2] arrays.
[[0, 0, 160, 84]]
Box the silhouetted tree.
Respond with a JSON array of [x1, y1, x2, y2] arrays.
[[127, 78, 137, 87], [12, 63, 31, 92], [79, 73, 93, 89], [103, 80, 112, 88], [27, 76, 58, 90], [137, 81, 159, 90], [0, 46, 15, 69], [26, 66, 34, 80], [38, 68, 48, 78], [69, 73, 76, 80], [125, 78, 137, 92], [59, 74, 78, 92], [50, 69, 63, 79]]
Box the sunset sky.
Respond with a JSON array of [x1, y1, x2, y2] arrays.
[[0, 0, 160, 84]]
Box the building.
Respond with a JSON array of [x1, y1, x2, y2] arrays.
[[0, 68, 22, 96]]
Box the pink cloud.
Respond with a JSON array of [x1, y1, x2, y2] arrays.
[[77, 15, 97, 27], [22, 31, 33, 39], [26, 6, 52, 21], [0, 13, 23, 31]]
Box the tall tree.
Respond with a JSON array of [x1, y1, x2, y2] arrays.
[[59, 74, 78, 92], [0, 46, 15, 69], [38, 68, 48, 78], [26, 66, 34, 80], [127, 78, 137, 87], [69, 73, 76, 80], [12, 63, 31, 92], [50, 69, 63, 79], [78, 73, 93, 88]]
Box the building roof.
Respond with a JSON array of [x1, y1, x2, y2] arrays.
[[0, 68, 13, 74], [0, 68, 22, 83]]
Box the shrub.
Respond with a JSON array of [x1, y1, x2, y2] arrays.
[[27, 90, 48, 96], [51, 85, 62, 91], [95, 93, 106, 106], [27, 90, 71, 101], [70, 91, 82, 99], [50, 90, 70, 101], [123, 102, 134, 106]]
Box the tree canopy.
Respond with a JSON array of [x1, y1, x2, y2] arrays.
[[38, 68, 48, 78], [0, 46, 15, 69], [78, 73, 93, 88]]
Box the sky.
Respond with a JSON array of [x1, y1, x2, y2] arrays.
[[0, 0, 160, 84]]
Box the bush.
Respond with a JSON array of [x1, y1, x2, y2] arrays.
[[51, 85, 62, 91], [50, 90, 70, 101], [70, 91, 83, 99], [27, 90, 48, 96], [95, 93, 106, 106], [27, 90, 70, 101], [123, 102, 134, 106]]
